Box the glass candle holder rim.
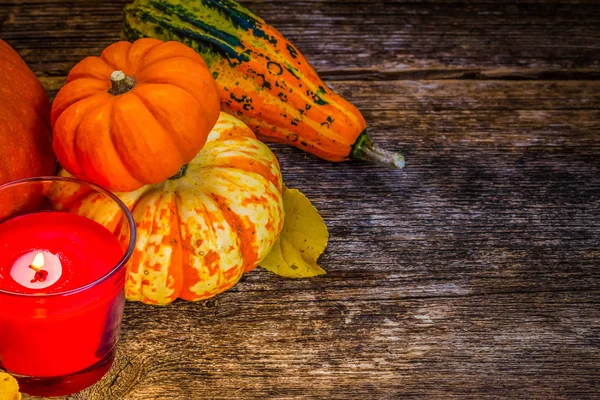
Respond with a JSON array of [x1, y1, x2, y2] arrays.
[[0, 175, 136, 298]]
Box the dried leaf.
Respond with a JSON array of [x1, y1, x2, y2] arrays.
[[0, 372, 21, 400], [261, 186, 328, 278]]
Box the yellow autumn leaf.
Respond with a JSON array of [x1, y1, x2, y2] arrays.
[[0, 372, 21, 400], [261, 186, 328, 278]]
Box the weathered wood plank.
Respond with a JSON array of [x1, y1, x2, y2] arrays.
[[18, 79, 596, 399], [65, 291, 600, 400], [275, 80, 600, 295], [1, 0, 599, 80]]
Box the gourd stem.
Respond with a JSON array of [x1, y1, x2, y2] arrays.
[[109, 70, 136, 95], [169, 164, 188, 180], [350, 131, 405, 169]]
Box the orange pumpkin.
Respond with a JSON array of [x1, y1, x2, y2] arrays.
[[53, 113, 284, 304], [0, 40, 55, 183], [51, 38, 221, 192], [0, 40, 55, 219]]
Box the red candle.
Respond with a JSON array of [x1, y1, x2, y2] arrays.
[[0, 211, 124, 378]]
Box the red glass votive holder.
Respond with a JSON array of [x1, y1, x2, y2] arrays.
[[0, 176, 136, 396]]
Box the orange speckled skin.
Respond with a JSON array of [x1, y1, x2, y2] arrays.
[[53, 113, 284, 304], [213, 40, 368, 162], [50, 38, 221, 192]]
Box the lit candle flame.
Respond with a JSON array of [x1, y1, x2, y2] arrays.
[[29, 252, 45, 273], [11, 250, 60, 288]]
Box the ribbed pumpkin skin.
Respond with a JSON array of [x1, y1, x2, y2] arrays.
[[0, 40, 55, 184], [51, 38, 221, 192], [54, 113, 284, 304], [123, 0, 367, 162]]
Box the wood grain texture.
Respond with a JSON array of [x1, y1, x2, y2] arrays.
[[22, 79, 600, 400], [1, 0, 598, 399], [1, 0, 599, 80]]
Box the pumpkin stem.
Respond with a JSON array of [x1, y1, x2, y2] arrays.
[[109, 70, 136, 95], [350, 131, 405, 169], [169, 164, 188, 180]]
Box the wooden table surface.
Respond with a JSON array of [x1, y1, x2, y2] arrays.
[[2, 1, 599, 399]]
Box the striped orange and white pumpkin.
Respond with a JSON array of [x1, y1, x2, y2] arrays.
[[54, 112, 284, 304]]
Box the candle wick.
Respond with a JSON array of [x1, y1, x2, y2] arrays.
[[28, 252, 47, 282], [29, 264, 41, 273]]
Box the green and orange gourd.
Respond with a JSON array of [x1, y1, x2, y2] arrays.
[[122, 0, 404, 168]]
